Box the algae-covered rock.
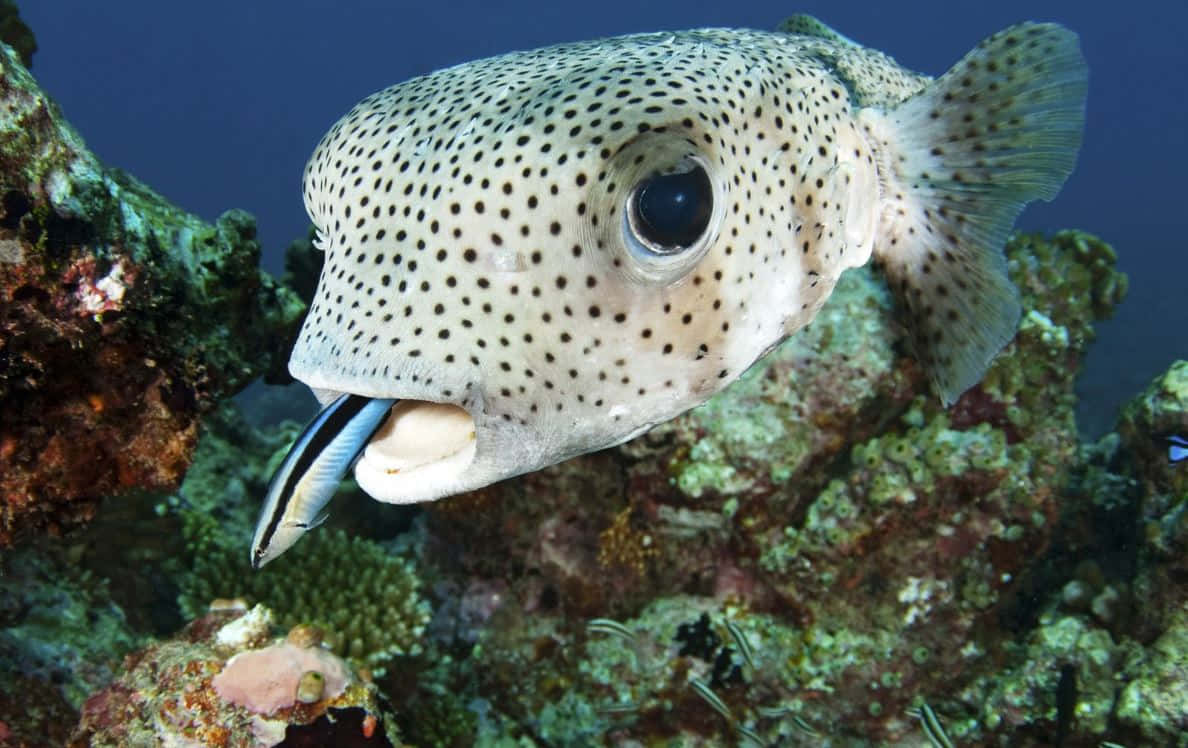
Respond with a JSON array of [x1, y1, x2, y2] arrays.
[[1117, 361, 1188, 642], [1118, 359, 1188, 503], [0, 42, 304, 544], [1116, 602, 1188, 742]]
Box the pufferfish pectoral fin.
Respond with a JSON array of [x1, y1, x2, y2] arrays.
[[859, 23, 1088, 406]]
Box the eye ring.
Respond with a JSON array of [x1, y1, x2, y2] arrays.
[[608, 151, 722, 286], [626, 162, 714, 255], [579, 131, 722, 287]]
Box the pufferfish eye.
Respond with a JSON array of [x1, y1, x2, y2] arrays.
[[627, 163, 713, 254]]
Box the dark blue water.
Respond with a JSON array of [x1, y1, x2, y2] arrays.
[[23, 0, 1188, 434]]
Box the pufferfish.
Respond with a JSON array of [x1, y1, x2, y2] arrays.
[[252, 15, 1088, 566]]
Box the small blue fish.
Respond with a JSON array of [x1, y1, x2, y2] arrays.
[[1170, 435, 1188, 464], [251, 394, 397, 567]]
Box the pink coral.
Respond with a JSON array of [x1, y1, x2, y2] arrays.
[[211, 642, 349, 716], [61, 256, 137, 317]]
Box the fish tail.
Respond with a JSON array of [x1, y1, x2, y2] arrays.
[[861, 23, 1088, 405]]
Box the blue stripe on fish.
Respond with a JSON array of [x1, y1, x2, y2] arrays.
[[251, 394, 396, 567], [1169, 435, 1188, 464]]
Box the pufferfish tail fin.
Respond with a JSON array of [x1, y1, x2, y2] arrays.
[[861, 23, 1088, 405]]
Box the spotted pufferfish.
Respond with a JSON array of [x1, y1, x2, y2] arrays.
[[252, 14, 1088, 566]]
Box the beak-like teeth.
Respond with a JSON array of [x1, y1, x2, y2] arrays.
[[354, 401, 477, 504], [251, 395, 397, 568]]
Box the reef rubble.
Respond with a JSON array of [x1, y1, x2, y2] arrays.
[[0, 40, 304, 544]]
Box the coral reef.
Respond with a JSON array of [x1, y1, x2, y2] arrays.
[[0, 545, 141, 709], [1118, 359, 1188, 508], [0, 543, 141, 744], [3, 10, 1185, 743], [404, 231, 1148, 744], [0, 673, 76, 747], [1115, 602, 1188, 740], [166, 400, 302, 525], [176, 516, 430, 672], [69, 603, 398, 747], [5, 227, 1179, 745], [0, 42, 304, 545]]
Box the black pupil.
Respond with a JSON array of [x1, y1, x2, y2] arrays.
[[633, 166, 712, 251]]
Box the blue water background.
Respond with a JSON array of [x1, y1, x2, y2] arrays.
[[22, 1, 1188, 435]]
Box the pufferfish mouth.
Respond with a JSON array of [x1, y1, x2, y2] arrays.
[[353, 399, 477, 502], [250, 394, 477, 567]]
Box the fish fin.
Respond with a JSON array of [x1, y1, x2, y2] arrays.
[[776, 15, 857, 46], [292, 511, 330, 531], [862, 23, 1088, 405]]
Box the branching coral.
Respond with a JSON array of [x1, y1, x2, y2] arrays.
[[176, 515, 430, 672]]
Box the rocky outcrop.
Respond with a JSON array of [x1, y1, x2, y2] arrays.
[[0, 42, 304, 544]]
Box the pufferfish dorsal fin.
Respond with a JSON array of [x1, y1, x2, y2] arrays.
[[776, 15, 859, 46]]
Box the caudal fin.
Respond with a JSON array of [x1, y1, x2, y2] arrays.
[[864, 23, 1088, 405]]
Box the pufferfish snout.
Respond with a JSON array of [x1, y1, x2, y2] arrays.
[[252, 15, 1088, 565]]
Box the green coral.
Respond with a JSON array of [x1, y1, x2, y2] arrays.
[[176, 514, 430, 672], [977, 231, 1127, 424], [1116, 604, 1188, 741], [394, 667, 480, 748], [962, 614, 1130, 740], [1007, 230, 1127, 340], [761, 404, 1012, 567]]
